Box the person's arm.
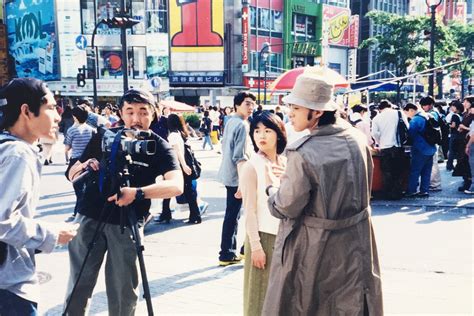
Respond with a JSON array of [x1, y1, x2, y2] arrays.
[[240, 162, 268, 269], [0, 157, 76, 251], [267, 151, 311, 219], [371, 119, 381, 144]]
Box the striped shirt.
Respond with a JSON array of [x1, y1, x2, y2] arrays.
[[64, 123, 94, 159]]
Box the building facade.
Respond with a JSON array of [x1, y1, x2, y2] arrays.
[[351, 0, 409, 79]]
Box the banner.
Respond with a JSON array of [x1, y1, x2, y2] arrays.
[[323, 5, 351, 47], [6, 0, 60, 80], [241, 5, 249, 73], [169, 0, 224, 86]]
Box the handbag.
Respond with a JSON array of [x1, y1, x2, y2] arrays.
[[183, 142, 201, 180]]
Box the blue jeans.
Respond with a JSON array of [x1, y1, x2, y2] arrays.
[[202, 135, 213, 150], [0, 289, 38, 316], [219, 186, 242, 260], [407, 149, 434, 194], [447, 135, 459, 169]]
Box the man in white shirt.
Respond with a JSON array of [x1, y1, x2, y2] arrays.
[[371, 100, 409, 199]]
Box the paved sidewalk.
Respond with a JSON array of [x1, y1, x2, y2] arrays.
[[33, 139, 472, 315]]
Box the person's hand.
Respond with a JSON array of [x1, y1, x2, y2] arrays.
[[183, 164, 192, 176], [466, 145, 470, 156], [83, 158, 100, 171], [265, 163, 281, 188], [107, 187, 137, 207], [57, 223, 78, 245], [272, 159, 286, 179], [251, 249, 266, 269], [234, 187, 242, 199]]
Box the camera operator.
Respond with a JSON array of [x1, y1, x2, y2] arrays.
[[0, 78, 77, 315], [63, 88, 183, 316]]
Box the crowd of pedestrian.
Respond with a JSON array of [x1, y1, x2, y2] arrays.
[[3, 72, 473, 315]]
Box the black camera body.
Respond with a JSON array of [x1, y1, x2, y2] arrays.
[[102, 128, 156, 156]]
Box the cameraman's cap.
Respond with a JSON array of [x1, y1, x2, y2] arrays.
[[120, 88, 156, 109], [0, 78, 49, 128]]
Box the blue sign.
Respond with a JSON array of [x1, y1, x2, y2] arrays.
[[5, 0, 60, 81], [75, 35, 87, 50], [169, 74, 224, 87]]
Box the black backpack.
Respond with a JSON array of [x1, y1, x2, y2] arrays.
[[423, 116, 442, 145], [183, 142, 201, 179], [396, 111, 409, 146], [349, 118, 362, 127]]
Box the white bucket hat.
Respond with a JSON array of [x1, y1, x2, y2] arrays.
[[282, 73, 340, 111]]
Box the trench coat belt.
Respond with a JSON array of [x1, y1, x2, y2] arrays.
[[280, 208, 369, 264], [302, 208, 369, 231]]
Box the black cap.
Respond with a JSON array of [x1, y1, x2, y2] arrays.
[[0, 78, 50, 129], [119, 88, 156, 109]]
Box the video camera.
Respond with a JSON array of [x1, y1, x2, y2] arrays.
[[72, 128, 156, 186], [102, 128, 156, 156]]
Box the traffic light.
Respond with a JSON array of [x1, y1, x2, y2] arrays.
[[76, 66, 86, 87], [101, 17, 140, 29]]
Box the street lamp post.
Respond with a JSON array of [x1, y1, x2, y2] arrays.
[[426, 0, 443, 97], [257, 42, 271, 105], [263, 53, 270, 105]]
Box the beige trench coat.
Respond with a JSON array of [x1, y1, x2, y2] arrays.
[[262, 119, 383, 316]]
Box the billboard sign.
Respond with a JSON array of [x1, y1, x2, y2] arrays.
[[241, 5, 249, 73], [5, 0, 60, 80], [169, 0, 224, 87], [323, 5, 351, 47]]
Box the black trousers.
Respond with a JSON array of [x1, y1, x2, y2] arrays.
[[380, 146, 405, 200]]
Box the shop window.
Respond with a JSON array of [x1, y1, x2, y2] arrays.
[[98, 46, 146, 79], [145, 0, 168, 33], [81, 0, 95, 34]]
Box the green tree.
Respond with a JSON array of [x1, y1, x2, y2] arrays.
[[359, 11, 458, 101], [448, 21, 474, 97]]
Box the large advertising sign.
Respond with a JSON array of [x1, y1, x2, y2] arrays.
[[323, 5, 351, 47], [169, 0, 224, 86], [56, 1, 87, 79], [6, 0, 60, 81], [147, 33, 170, 78], [241, 5, 249, 73]]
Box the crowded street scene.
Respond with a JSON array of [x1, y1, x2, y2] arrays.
[[0, 0, 473, 315]]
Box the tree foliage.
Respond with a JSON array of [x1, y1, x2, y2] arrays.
[[359, 11, 459, 77]]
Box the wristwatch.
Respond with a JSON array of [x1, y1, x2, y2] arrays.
[[135, 187, 145, 201]]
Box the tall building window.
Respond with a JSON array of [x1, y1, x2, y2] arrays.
[[249, 51, 283, 73], [80, 0, 148, 35], [145, 0, 167, 33], [98, 46, 146, 79], [291, 13, 316, 40], [249, 6, 283, 38]]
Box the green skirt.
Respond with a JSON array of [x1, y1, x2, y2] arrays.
[[243, 232, 276, 316]]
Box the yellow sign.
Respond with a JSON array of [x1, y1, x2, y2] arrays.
[[328, 13, 349, 43]]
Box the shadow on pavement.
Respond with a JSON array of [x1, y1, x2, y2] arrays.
[[44, 264, 243, 315]]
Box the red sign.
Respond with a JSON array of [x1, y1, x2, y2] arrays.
[[241, 6, 249, 72], [349, 15, 359, 48], [323, 5, 351, 47], [243, 77, 275, 89]]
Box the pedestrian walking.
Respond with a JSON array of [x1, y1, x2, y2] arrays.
[[0, 78, 77, 315], [241, 112, 287, 316], [262, 73, 383, 315], [63, 105, 94, 222], [217, 91, 255, 266], [200, 110, 213, 150]]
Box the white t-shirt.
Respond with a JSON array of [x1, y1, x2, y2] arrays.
[[168, 132, 185, 160]]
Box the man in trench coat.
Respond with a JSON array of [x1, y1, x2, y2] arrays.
[[263, 73, 383, 315]]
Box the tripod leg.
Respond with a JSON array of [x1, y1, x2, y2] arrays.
[[127, 209, 154, 316]]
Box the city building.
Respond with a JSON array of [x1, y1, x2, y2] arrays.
[[4, 0, 169, 106], [350, 0, 409, 79]]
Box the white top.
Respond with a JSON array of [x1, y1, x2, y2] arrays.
[[371, 108, 408, 149], [168, 131, 185, 158], [350, 112, 373, 146], [247, 154, 280, 235], [209, 109, 220, 126]]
